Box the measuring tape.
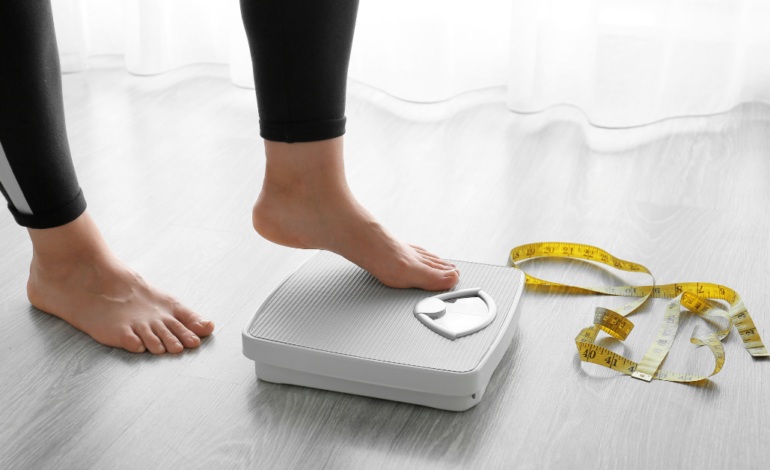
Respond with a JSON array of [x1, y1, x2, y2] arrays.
[[507, 242, 767, 383]]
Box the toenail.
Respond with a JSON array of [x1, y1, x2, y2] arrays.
[[138, 345, 145, 353], [157, 345, 165, 353], [198, 319, 211, 327]]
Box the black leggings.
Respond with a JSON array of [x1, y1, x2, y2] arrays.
[[0, 0, 359, 229]]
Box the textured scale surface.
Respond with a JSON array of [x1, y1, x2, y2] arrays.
[[249, 251, 525, 372]]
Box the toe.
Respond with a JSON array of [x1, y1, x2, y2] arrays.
[[173, 303, 214, 338], [120, 326, 146, 353], [419, 253, 455, 269], [135, 324, 166, 355], [164, 318, 201, 349], [410, 245, 455, 267], [436, 268, 460, 290], [419, 265, 460, 292], [419, 256, 454, 271], [152, 322, 184, 354]]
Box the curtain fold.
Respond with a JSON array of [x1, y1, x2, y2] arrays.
[[348, 0, 512, 102], [50, 0, 770, 127], [509, 0, 770, 127], [52, 0, 254, 87]]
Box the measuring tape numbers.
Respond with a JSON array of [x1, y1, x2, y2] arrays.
[[507, 242, 767, 383]]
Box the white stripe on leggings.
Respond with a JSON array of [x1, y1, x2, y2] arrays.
[[0, 140, 33, 215]]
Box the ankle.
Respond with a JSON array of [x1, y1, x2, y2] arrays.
[[262, 136, 350, 197], [27, 212, 110, 272]]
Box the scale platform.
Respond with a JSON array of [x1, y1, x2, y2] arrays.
[[242, 251, 525, 411]]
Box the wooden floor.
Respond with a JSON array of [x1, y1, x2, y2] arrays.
[[1, 56, 768, 469]]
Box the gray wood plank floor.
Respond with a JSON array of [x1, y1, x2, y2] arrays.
[[1, 56, 768, 469]]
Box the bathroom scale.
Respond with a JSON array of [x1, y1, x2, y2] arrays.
[[242, 251, 525, 411]]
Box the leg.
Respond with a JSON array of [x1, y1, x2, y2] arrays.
[[241, 0, 459, 291], [0, 0, 214, 353]]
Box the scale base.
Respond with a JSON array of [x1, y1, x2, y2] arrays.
[[255, 362, 484, 412]]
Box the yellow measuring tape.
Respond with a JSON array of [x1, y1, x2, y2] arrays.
[[507, 242, 767, 383]]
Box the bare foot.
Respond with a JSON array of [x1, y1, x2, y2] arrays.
[[252, 136, 459, 291], [26, 212, 214, 354]]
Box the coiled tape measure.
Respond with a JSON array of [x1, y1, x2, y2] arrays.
[[507, 242, 767, 383]]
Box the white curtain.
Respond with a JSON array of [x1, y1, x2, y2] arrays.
[[52, 0, 770, 127], [509, 0, 770, 127], [349, 0, 512, 102], [52, 0, 254, 87]]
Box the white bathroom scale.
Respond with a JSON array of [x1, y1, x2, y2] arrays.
[[242, 251, 525, 411]]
